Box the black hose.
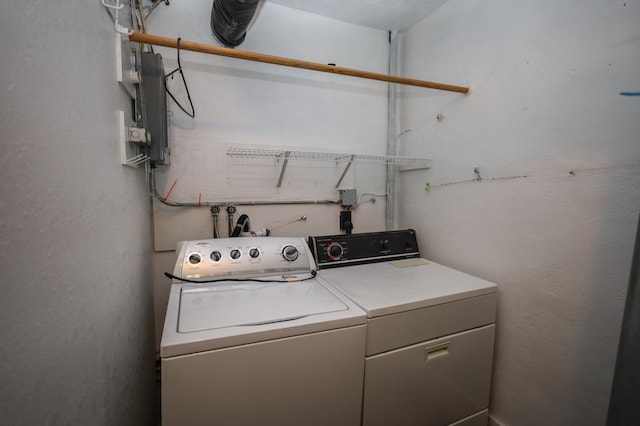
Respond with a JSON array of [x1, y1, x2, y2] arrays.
[[231, 214, 250, 237]]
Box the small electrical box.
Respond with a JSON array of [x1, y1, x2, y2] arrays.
[[339, 189, 357, 207]]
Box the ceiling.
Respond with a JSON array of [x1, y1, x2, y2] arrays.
[[266, 0, 448, 31]]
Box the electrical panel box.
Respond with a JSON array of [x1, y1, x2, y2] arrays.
[[140, 52, 169, 166], [339, 189, 357, 207]]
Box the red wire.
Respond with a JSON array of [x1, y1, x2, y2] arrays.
[[162, 179, 178, 202]]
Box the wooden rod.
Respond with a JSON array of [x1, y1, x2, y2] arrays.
[[129, 32, 470, 94]]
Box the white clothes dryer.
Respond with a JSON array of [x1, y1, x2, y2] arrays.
[[309, 229, 498, 426], [161, 237, 367, 426]]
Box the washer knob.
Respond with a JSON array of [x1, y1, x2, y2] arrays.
[[249, 248, 260, 259], [210, 251, 222, 262], [229, 249, 242, 260], [282, 245, 299, 262], [188, 253, 202, 265]]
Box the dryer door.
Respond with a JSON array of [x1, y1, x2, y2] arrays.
[[362, 324, 495, 426]]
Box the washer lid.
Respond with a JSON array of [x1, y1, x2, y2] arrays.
[[178, 279, 349, 333]]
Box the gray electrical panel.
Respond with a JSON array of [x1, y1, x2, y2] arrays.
[[340, 189, 357, 207], [140, 52, 169, 166]]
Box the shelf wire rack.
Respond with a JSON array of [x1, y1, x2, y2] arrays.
[[226, 147, 431, 187]]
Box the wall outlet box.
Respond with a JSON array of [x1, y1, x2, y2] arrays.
[[340, 210, 352, 231], [339, 189, 357, 207]]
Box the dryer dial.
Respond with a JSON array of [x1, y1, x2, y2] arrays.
[[328, 243, 344, 260]]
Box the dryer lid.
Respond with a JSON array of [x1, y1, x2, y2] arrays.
[[178, 279, 349, 333]]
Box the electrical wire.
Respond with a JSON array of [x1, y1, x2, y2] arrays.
[[145, 0, 168, 19], [353, 192, 386, 209], [135, 1, 147, 35], [164, 271, 317, 284], [164, 38, 196, 118], [268, 215, 307, 231]]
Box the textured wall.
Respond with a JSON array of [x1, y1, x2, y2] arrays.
[[0, 1, 157, 425], [397, 1, 640, 425], [147, 0, 392, 347], [147, 0, 390, 238]]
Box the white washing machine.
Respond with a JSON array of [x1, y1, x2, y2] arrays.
[[161, 237, 367, 426], [309, 229, 498, 426]]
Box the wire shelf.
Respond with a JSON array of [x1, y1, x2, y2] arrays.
[[226, 147, 432, 167], [226, 147, 431, 188]]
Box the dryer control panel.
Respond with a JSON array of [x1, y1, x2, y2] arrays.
[[173, 237, 316, 282], [309, 229, 420, 269]]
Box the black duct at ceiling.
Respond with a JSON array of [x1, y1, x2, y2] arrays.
[[211, 0, 260, 47]]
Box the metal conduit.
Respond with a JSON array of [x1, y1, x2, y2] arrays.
[[386, 30, 398, 231], [148, 167, 338, 208]]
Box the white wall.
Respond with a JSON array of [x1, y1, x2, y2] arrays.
[[397, 0, 640, 425], [0, 2, 157, 424], [147, 0, 392, 346]]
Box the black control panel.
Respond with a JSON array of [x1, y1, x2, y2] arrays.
[[309, 229, 420, 269]]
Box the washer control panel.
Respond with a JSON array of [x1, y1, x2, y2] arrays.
[[173, 237, 315, 281], [309, 229, 420, 269]]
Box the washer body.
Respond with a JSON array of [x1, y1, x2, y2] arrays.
[[161, 237, 367, 426], [310, 230, 498, 426]]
